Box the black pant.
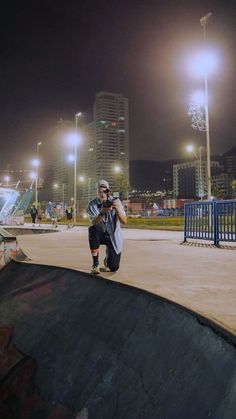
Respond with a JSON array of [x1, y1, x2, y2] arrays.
[[88, 224, 121, 272]]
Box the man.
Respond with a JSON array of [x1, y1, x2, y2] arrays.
[[65, 206, 73, 229], [30, 205, 38, 227], [87, 180, 127, 274], [51, 206, 58, 228], [36, 206, 42, 227]]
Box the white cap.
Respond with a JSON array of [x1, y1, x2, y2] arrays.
[[97, 180, 109, 190]]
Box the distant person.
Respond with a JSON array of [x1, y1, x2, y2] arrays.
[[51, 206, 58, 228], [30, 205, 38, 227], [65, 206, 73, 229], [87, 180, 127, 274], [37, 206, 43, 227]]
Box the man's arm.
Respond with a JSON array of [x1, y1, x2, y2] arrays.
[[87, 200, 111, 225], [112, 199, 127, 225], [92, 207, 112, 225]]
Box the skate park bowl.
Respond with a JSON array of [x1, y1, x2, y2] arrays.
[[0, 261, 236, 419]]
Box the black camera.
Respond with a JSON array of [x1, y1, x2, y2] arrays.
[[97, 196, 117, 210], [102, 199, 115, 208]]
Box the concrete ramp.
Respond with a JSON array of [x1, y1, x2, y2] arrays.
[[0, 261, 236, 419]]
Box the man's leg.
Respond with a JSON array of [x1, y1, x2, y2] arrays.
[[88, 225, 103, 273], [104, 237, 121, 272]]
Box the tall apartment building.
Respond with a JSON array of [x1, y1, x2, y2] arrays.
[[173, 160, 221, 199], [211, 173, 233, 197], [93, 91, 129, 191], [223, 147, 236, 178], [78, 91, 129, 206]]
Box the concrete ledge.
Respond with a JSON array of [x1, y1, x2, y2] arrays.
[[0, 227, 16, 241]]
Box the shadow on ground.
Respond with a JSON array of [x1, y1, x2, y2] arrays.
[[0, 261, 236, 419]]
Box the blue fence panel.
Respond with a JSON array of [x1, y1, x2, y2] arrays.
[[184, 200, 236, 245], [184, 201, 214, 242], [216, 200, 236, 244]]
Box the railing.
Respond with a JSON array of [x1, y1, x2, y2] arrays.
[[184, 200, 236, 245]]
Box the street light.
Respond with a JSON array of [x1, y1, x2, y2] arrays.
[[187, 13, 215, 200], [186, 144, 204, 198], [73, 112, 82, 224], [31, 159, 40, 206], [35, 141, 42, 206], [4, 175, 10, 187], [200, 12, 212, 200]]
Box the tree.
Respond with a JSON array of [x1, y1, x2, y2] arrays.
[[231, 179, 236, 198], [211, 186, 225, 200]]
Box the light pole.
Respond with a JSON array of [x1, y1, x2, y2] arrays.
[[88, 177, 91, 203], [200, 12, 212, 200], [74, 112, 82, 224], [36, 141, 42, 206], [32, 159, 40, 207], [62, 183, 65, 210]]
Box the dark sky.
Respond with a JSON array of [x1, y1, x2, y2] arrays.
[[1, 0, 236, 170]]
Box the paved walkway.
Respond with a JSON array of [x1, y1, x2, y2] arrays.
[[15, 225, 236, 335]]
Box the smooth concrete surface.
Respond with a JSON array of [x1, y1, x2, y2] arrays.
[[1, 261, 236, 419], [14, 225, 236, 336]]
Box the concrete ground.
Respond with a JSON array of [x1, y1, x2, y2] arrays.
[[13, 224, 236, 336]]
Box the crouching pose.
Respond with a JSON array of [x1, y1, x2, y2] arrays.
[[87, 180, 127, 274]]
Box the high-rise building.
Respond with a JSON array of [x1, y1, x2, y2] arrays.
[[211, 173, 233, 198], [173, 160, 221, 199], [92, 91, 129, 191], [78, 92, 129, 207], [223, 147, 236, 178]]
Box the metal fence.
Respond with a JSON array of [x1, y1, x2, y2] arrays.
[[184, 200, 236, 245]]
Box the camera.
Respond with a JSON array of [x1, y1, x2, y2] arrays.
[[97, 197, 117, 209], [102, 198, 116, 208], [97, 198, 117, 209]]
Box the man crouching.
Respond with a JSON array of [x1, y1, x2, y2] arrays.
[[87, 180, 127, 274]]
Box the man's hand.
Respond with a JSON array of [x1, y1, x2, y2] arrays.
[[112, 199, 123, 214], [112, 199, 127, 225], [100, 205, 113, 214]]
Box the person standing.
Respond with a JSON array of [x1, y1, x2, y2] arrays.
[[51, 206, 58, 228], [30, 205, 38, 227], [65, 206, 73, 229], [87, 180, 127, 274]]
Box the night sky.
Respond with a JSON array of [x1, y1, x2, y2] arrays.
[[1, 0, 236, 171]]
